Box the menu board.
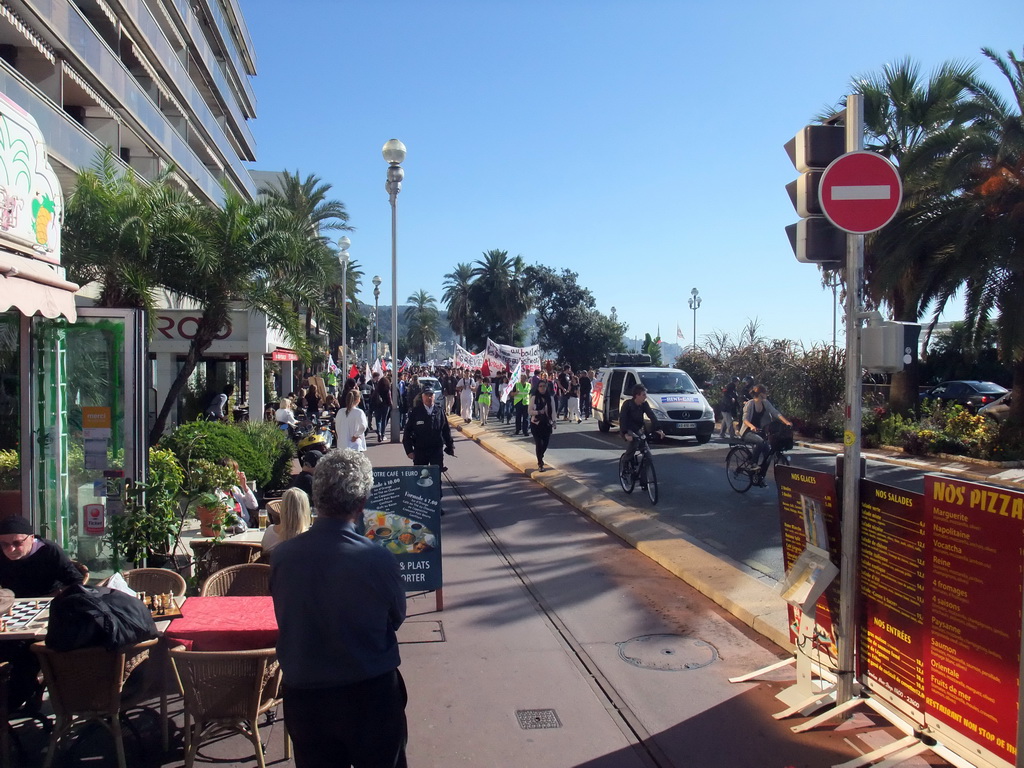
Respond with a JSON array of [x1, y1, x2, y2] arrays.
[[360, 465, 443, 591], [857, 480, 926, 718], [923, 477, 1023, 766], [776, 466, 841, 647]]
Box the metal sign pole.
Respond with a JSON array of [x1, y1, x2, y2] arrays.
[[836, 94, 864, 705]]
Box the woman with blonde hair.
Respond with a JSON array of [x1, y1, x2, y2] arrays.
[[261, 488, 311, 552], [335, 388, 368, 452]]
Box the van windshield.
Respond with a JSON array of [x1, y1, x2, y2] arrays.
[[638, 371, 698, 394]]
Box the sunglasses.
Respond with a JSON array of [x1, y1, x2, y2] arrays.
[[0, 536, 31, 549]]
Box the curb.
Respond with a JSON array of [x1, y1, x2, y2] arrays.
[[450, 417, 793, 651]]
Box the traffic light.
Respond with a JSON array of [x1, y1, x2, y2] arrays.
[[785, 124, 846, 265]]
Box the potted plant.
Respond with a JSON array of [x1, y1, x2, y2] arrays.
[[107, 447, 185, 570], [0, 449, 20, 520]]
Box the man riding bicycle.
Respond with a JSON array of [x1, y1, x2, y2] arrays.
[[620, 384, 665, 466], [739, 384, 793, 487]]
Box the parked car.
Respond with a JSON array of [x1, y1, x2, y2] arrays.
[[919, 380, 1008, 413], [978, 392, 1011, 423]]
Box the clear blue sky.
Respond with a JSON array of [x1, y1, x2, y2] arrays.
[[241, 0, 1021, 350]]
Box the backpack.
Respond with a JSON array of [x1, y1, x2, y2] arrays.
[[45, 584, 158, 652]]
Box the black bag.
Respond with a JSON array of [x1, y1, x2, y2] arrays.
[[45, 584, 157, 652], [765, 422, 794, 453]]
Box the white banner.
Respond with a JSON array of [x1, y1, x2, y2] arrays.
[[454, 343, 486, 370], [485, 338, 542, 372]]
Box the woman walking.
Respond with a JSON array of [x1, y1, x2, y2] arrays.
[[478, 377, 493, 426], [567, 375, 581, 423], [529, 379, 556, 471], [335, 389, 368, 452]]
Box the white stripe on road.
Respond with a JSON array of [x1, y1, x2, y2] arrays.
[[831, 185, 891, 200]]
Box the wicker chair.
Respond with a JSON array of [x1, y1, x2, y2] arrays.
[[31, 638, 163, 768], [120, 568, 188, 597], [169, 646, 289, 768], [199, 563, 272, 597], [189, 541, 263, 586]]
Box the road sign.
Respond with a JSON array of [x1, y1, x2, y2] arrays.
[[819, 151, 902, 234]]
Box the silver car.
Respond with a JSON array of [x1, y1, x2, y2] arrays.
[[978, 392, 1011, 423]]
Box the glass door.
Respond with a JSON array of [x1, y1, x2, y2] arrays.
[[43, 308, 145, 568]]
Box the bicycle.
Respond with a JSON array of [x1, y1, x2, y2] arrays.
[[618, 430, 658, 504], [725, 427, 792, 493]]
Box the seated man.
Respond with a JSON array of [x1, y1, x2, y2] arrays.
[[0, 515, 84, 712]]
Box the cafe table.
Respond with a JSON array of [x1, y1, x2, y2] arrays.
[[164, 596, 278, 651]]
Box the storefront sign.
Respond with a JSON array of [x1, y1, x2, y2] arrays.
[[922, 477, 1023, 765], [272, 348, 299, 362], [776, 466, 841, 649], [857, 480, 926, 718], [360, 465, 442, 591], [155, 314, 234, 341], [0, 93, 63, 261]]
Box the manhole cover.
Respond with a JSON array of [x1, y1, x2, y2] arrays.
[[616, 634, 718, 671], [515, 709, 562, 729]]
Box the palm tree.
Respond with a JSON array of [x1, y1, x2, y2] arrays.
[[442, 263, 474, 347], [404, 290, 440, 362], [826, 58, 979, 413], [148, 190, 320, 443], [467, 249, 531, 347], [924, 47, 1024, 421], [258, 170, 353, 347], [63, 150, 180, 315]]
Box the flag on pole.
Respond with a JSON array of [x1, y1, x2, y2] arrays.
[[381, 357, 389, 373], [327, 354, 340, 375], [501, 361, 522, 403], [365, 362, 373, 381], [676, 323, 684, 341], [371, 358, 382, 375], [349, 364, 359, 381], [399, 356, 412, 373]]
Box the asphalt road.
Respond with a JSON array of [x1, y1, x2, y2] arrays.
[[484, 414, 932, 585]]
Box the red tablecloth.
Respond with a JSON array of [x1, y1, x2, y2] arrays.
[[165, 596, 278, 651]]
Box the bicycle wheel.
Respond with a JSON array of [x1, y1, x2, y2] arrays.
[[618, 452, 635, 494], [641, 456, 658, 504], [726, 445, 754, 493]]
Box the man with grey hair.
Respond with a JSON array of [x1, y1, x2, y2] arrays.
[[271, 449, 408, 768]]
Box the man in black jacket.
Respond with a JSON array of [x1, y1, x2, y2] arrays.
[[619, 384, 665, 465], [402, 388, 455, 488]]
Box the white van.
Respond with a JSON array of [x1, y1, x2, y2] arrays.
[[591, 364, 715, 443]]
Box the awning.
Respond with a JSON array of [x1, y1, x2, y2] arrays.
[[62, 62, 118, 120], [0, 260, 78, 321], [0, 2, 55, 64]]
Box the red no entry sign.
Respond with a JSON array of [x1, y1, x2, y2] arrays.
[[818, 151, 902, 234]]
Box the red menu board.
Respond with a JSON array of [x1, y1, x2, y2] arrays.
[[857, 480, 926, 718], [776, 466, 841, 646], [923, 476, 1023, 765]]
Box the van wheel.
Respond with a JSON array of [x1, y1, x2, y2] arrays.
[[598, 419, 610, 433], [696, 434, 711, 444]]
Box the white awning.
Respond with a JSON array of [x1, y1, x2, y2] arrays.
[[62, 62, 118, 120], [0, 2, 54, 64], [0, 256, 78, 321]]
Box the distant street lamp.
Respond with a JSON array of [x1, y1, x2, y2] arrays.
[[384, 138, 406, 443], [688, 288, 702, 352], [338, 236, 351, 374], [372, 275, 381, 361]]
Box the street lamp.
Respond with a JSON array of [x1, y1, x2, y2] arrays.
[[372, 274, 381, 361], [338, 236, 351, 374], [688, 288, 702, 352], [384, 138, 405, 443]]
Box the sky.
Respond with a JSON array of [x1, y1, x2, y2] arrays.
[[240, 0, 1022, 352]]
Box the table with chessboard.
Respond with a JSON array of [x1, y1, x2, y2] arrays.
[[0, 598, 51, 640]]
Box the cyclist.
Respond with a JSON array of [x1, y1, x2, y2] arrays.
[[620, 384, 665, 468], [739, 384, 793, 487]]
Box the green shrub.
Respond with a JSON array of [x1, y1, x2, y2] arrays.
[[0, 449, 17, 490], [879, 413, 914, 447], [236, 420, 296, 493], [159, 420, 270, 490]]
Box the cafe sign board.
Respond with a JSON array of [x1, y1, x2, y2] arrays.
[[362, 465, 442, 592], [0, 92, 63, 262]]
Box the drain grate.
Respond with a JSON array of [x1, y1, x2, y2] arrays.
[[616, 634, 718, 671], [515, 709, 562, 729]]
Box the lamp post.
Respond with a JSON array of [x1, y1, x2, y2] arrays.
[[338, 236, 351, 375], [688, 288, 702, 352], [372, 275, 381, 361], [384, 138, 405, 442]]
